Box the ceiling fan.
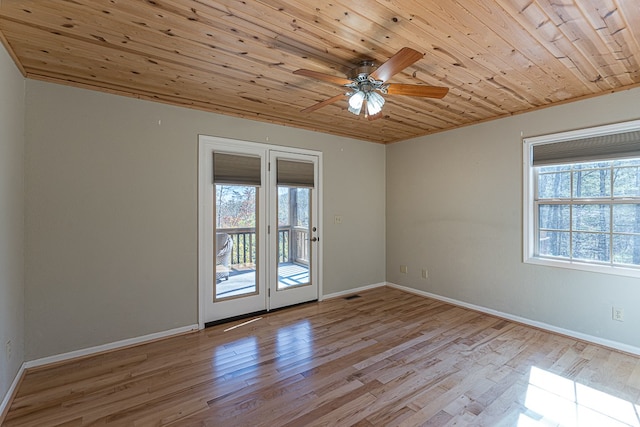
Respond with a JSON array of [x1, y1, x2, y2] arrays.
[[293, 47, 448, 120]]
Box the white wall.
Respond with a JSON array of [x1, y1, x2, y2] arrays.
[[0, 45, 25, 404], [387, 87, 640, 350], [24, 81, 386, 360]]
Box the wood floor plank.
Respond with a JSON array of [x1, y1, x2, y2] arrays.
[[4, 286, 640, 426]]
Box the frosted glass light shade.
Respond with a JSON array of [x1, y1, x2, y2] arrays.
[[348, 91, 365, 115], [367, 91, 385, 116]]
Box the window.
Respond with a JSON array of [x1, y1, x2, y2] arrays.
[[523, 120, 640, 277]]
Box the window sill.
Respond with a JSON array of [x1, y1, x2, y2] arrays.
[[525, 256, 640, 279]]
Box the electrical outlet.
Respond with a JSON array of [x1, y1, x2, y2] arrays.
[[422, 269, 428, 279], [400, 265, 408, 274], [334, 215, 342, 224], [613, 307, 624, 322], [5, 340, 11, 361]]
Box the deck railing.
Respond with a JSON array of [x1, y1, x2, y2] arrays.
[[217, 226, 309, 268], [293, 226, 309, 265]]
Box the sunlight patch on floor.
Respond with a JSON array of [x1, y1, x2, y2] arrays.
[[519, 366, 640, 426]]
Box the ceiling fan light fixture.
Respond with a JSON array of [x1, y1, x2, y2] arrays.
[[348, 103, 363, 116], [294, 47, 448, 118], [367, 91, 385, 116], [348, 90, 365, 112]]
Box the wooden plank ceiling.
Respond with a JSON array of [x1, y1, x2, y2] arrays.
[[1, 0, 639, 144]]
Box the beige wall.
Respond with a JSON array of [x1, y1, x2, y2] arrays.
[[0, 45, 25, 401], [24, 80, 386, 360], [387, 87, 640, 349], [20, 52, 640, 364]]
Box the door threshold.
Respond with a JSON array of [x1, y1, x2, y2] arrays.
[[204, 299, 318, 328]]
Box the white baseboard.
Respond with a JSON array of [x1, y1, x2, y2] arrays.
[[0, 362, 26, 423], [24, 324, 199, 370], [387, 282, 640, 356], [322, 282, 386, 300]]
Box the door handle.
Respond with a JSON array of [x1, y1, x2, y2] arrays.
[[311, 237, 319, 242]]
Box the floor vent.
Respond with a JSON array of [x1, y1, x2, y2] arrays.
[[344, 294, 362, 300]]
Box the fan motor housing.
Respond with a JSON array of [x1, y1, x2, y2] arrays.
[[347, 60, 377, 79]]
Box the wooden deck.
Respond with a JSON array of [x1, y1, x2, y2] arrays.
[[216, 263, 310, 299], [4, 287, 640, 426]]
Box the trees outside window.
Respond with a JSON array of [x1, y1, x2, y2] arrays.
[[536, 159, 640, 267], [216, 185, 256, 229]]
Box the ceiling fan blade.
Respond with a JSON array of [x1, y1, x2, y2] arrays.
[[370, 47, 424, 82], [300, 93, 348, 113], [386, 84, 449, 98], [293, 69, 352, 86]]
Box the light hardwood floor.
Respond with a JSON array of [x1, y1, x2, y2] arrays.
[[4, 287, 640, 426]]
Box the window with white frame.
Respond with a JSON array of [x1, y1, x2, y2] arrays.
[[523, 120, 640, 277]]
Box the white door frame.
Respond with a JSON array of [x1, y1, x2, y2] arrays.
[[198, 135, 323, 329]]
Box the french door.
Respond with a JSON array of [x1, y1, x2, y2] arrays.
[[198, 136, 321, 326], [269, 151, 319, 310]]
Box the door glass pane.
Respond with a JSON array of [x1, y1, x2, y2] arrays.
[[277, 187, 311, 290], [214, 184, 258, 300]]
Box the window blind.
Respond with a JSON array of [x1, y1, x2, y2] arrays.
[[532, 130, 640, 166], [277, 159, 314, 188], [213, 152, 261, 185]]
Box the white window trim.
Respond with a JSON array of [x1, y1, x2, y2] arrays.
[[523, 119, 640, 278]]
